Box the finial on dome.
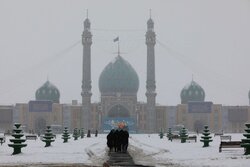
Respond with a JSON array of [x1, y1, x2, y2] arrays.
[[84, 10, 91, 30], [118, 40, 120, 56], [147, 10, 154, 31], [113, 36, 120, 56]]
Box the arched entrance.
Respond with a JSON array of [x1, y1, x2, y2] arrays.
[[103, 104, 136, 132], [108, 104, 130, 117], [35, 117, 46, 134], [194, 120, 204, 133]]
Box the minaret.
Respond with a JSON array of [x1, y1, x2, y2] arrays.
[[145, 13, 157, 132], [81, 13, 92, 130]]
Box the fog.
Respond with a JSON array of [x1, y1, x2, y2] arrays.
[[0, 0, 250, 105]]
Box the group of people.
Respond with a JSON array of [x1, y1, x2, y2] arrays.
[[107, 129, 129, 153]]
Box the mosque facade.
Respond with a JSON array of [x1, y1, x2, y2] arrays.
[[1, 17, 250, 134]]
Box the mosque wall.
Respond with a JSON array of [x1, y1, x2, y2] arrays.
[[176, 103, 223, 133], [136, 102, 147, 133], [1, 102, 250, 133], [90, 103, 100, 131], [166, 106, 177, 131], [222, 106, 250, 133], [13, 102, 63, 133], [210, 104, 223, 133], [0, 105, 13, 132], [156, 106, 167, 132], [14, 103, 28, 132], [62, 104, 81, 132]]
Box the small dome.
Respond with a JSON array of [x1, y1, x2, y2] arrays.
[[180, 80, 205, 104], [99, 56, 139, 94], [35, 80, 60, 103]]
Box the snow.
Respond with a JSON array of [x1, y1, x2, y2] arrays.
[[0, 135, 108, 166], [129, 134, 250, 167], [0, 133, 249, 167]]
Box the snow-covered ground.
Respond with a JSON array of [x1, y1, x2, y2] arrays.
[[0, 134, 108, 166], [0, 133, 249, 167], [129, 134, 249, 167]]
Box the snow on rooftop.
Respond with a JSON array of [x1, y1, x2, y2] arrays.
[[0, 133, 249, 167]]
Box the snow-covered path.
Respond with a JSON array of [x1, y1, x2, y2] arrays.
[[1, 133, 250, 167]]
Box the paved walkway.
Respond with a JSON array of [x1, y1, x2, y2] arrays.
[[107, 151, 154, 167]]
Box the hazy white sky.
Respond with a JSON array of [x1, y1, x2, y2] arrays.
[[0, 0, 250, 105]]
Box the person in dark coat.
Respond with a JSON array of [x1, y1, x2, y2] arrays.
[[116, 129, 123, 152], [107, 129, 115, 151], [114, 129, 121, 152], [123, 130, 129, 152], [119, 129, 126, 152]]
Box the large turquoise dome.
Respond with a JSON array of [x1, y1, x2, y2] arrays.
[[35, 80, 60, 103], [180, 80, 205, 104], [99, 56, 139, 94]]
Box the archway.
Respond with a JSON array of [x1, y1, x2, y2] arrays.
[[35, 117, 46, 134], [108, 104, 130, 118], [194, 120, 204, 133]]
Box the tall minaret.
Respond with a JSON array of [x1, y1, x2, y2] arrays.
[[81, 13, 92, 130], [145, 13, 157, 132]]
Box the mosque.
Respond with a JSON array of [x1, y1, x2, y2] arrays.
[[1, 16, 250, 134]]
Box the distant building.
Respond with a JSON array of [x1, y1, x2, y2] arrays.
[[1, 16, 250, 134]]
